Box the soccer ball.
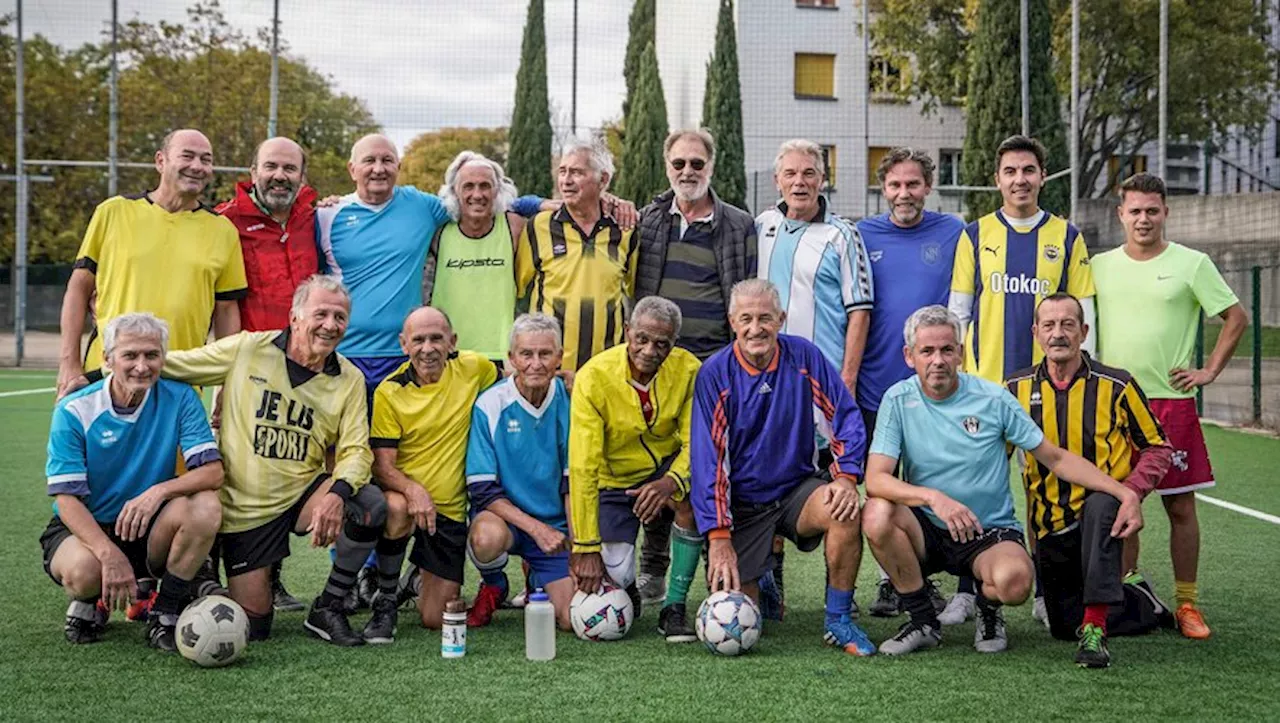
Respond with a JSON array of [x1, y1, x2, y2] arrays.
[[569, 584, 634, 641], [176, 595, 248, 667], [696, 590, 761, 656]]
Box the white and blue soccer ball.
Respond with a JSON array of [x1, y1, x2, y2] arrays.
[[569, 584, 634, 641], [696, 590, 761, 656], [177, 595, 248, 667]]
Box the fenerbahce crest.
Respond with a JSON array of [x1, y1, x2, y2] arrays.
[[962, 416, 981, 436]]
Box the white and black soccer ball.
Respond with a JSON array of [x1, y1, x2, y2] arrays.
[[696, 590, 761, 656], [569, 584, 634, 641], [177, 595, 248, 668]]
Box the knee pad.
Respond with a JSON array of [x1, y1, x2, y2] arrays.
[[246, 610, 274, 641], [350, 484, 388, 529], [600, 542, 637, 590]]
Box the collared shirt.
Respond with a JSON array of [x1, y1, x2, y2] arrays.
[[659, 204, 728, 359], [669, 203, 715, 238]]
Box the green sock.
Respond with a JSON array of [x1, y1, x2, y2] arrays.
[[664, 524, 703, 607]]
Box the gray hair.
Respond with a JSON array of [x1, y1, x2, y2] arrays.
[[349, 133, 398, 164], [876, 146, 935, 186], [728, 278, 783, 315], [773, 139, 825, 178], [630, 296, 682, 337], [509, 313, 562, 352], [439, 151, 519, 222], [103, 312, 169, 356], [291, 274, 351, 320], [903, 305, 963, 349], [559, 138, 615, 185], [663, 128, 717, 165]]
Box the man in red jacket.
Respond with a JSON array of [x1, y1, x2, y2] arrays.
[[216, 136, 321, 612]]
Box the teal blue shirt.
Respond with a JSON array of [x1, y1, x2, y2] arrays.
[[870, 373, 1044, 531]]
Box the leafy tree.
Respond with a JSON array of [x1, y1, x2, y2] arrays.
[[400, 127, 509, 192], [700, 0, 747, 209], [508, 0, 553, 198], [615, 42, 669, 204]]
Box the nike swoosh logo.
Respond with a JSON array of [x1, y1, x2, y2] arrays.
[[1157, 275, 1173, 281]]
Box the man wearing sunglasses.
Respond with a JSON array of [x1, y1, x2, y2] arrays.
[[631, 128, 758, 611]]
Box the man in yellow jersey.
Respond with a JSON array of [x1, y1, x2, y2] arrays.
[[946, 134, 1095, 625], [57, 128, 247, 399], [368, 306, 499, 638], [568, 296, 703, 643], [516, 140, 639, 373], [162, 275, 387, 647]]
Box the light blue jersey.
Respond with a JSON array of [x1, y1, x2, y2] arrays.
[[46, 378, 220, 523], [870, 373, 1043, 531], [466, 376, 570, 531], [756, 197, 874, 370]]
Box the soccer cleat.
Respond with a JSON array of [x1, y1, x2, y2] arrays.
[[64, 601, 107, 645], [396, 569, 421, 609], [1175, 603, 1211, 640], [927, 580, 948, 615], [467, 582, 508, 628], [938, 592, 975, 626], [272, 580, 306, 613], [1032, 595, 1050, 630], [145, 613, 178, 653], [879, 620, 942, 656], [823, 614, 877, 656], [1074, 623, 1111, 668], [509, 588, 530, 609], [658, 603, 697, 643], [625, 582, 644, 620], [757, 571, 784, 622], [193, 557, 229, 599], [869, 580, 902, 618], [304, 597, 365, 647], [362, 594, 398, 645], [636, 572, 667, 607], [974, 606, 1008, 653], [126, 589, 158, 622], [356, 565, 379, 609], [1125, 572, 1176, 629]]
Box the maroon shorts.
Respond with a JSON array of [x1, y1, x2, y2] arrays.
[[1148, 398, 1215, 495]]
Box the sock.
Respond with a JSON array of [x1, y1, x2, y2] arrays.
[[663, 524, 702, 607], [773, 548, 786, 601], [1175, 580, 1198, 608], [957, 575, 976, 595], [270, 561, 283, 586], [246, 610, 274, 641], [824, 586, 853, 624], [976, 593, 1002, 618], [152, 572, 193, 616], [375, 536, 410, 598], [1034, 573, 1044, 598], [68, 599, 100, 621], [319, 523, 378, 607], [472, 549, 510, 592], [901, 585, 939, 627], [1082, 604, 1108, 633]]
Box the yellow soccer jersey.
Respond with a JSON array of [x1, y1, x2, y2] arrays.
[[370, 352, 499, 524], [163, 330, 372, 533], [76, 194, 248, 371], [950, 210, 1094, 383]]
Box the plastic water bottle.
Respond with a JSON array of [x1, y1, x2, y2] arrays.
[[442, 599, 467, 658], [525, 589, 555, 661]]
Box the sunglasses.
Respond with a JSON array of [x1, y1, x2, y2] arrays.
[[669, 158, 707, 171]]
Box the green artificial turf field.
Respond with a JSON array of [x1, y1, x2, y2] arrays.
[[1, 372, 1278, 721]]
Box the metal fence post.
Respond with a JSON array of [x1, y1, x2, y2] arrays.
[[1252, 265, 1262, 425]]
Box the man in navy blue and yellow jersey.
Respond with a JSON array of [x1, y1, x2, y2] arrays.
[[163, 275, 388, 647], [42, 313, 223, 652], [368, 306, 499, 640], [568, 297, 703, 643]]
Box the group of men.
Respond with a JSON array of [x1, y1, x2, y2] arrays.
[[43, 121, 1245, 669]]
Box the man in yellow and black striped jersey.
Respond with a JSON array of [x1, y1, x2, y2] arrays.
[[1006, 293, 1175, 668]]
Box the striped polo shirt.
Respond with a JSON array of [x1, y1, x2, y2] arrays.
[[657, 206, 730, 359]]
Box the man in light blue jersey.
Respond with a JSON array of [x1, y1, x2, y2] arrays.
[[41, 313, 224, 651], [856, 147, 962, 620], [465, 314, 574, 630]]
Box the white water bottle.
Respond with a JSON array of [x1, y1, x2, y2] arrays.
[[442, 599, 467, 658], [525, 589, 555, 661]]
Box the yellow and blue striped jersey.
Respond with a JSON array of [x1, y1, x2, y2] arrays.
[[950, 210, 1094, 383]]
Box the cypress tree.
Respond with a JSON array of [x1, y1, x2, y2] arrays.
[[622, 0, 656, 122], [616, 41, 669, 205], [508, 0, 553, 198], [700, 0, 746, 209]]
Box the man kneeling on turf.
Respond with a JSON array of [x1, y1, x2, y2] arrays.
[[691, 279, 876, 656], [569, 296, 704, 642], [466, 314, 574, 630], [42, 313, 223, 651], [164, 275, 388, 646], [863, 305, 1142, 656]]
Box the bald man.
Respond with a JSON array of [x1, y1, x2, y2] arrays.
[[365, 306, 500, 638]]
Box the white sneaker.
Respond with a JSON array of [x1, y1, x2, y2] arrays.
[[510, 589, 529, 609], [938, 592, 975, 626], [1032, 595, 1050, 630], [974, 606, 1008, 653]]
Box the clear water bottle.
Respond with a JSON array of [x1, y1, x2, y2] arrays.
[[525, 589, 555, 661], [442, 599, 467, 658]]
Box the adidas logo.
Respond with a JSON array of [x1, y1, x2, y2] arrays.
[[758, 382, 772, 395]]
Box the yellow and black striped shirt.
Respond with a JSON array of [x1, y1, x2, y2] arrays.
[[1005, 353, 1166, 538], [515, 206, 638, 371]]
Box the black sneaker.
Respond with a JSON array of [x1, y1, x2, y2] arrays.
[[304, 597, 365, 647], [146, 613, 178, 653], [362, 595, 398, 645], [624, 582, 643, 620], [395, 569, 421, 609], [658, 603, 697, 643], [356, 566, 378, 608], [193, 557, 229, 599], [869, 580, 902, 618], [341, 585, 363, 615], [927, 579, 948, 615], [272, 580, 306, 612], [64, 601, 106, 644], [1074, 623, 1111, 668]]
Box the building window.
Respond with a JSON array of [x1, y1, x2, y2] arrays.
[[868, 54, 907, 96], [1108, 154, 1148, 191], [795, 53, 837, 99], [868, 146, 891, 186], [795, 0, 838, 7], [938, 149, 962, 186], [821, 145, 838, 190]]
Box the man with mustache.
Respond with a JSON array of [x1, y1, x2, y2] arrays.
[[629, 128, 758, 610], [216, 136, 320, 612], [1005, 293, 1175, 667]]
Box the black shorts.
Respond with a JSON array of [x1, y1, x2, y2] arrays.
[[409, 516, 468, 584], [912, 507, 1026, 578], [39, 503, 169, 584], [730, 477, 826, 585]]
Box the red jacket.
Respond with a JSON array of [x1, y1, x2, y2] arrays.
[[216, 182, 320, 332]]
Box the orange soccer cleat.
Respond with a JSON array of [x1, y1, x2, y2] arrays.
[[1175, 603, 1211, 640]]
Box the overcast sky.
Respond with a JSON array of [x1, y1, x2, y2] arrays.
[[17, 0, 635, 151]]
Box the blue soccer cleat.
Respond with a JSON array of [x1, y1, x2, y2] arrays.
[[824, 614, 877, 656], [757, 571, 784, 621]]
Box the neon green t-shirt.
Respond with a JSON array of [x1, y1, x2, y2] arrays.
[[1093, 242, 1238, 399], [430, 215, 517, 360]]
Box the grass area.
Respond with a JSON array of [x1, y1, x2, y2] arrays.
[[2, 373, 1279, 721], [1203, 323, 1280, 359]]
